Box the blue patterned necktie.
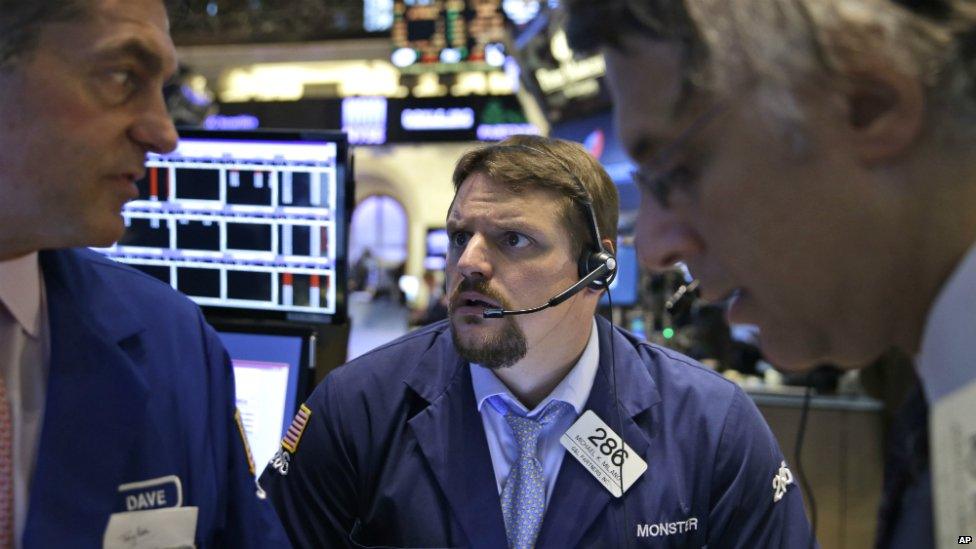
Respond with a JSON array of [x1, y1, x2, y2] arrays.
[[500, 399, 573, 549]]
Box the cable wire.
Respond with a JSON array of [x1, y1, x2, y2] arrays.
[[606, 291, 631, 549], [793, 382, 818, 549]]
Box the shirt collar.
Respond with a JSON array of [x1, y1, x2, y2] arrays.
[[0, 252, 42, 338], [470, 317, 600, 417], [917, 240, 976, 403]]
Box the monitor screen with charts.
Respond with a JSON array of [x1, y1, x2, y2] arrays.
[[94, 129, 352, 324], [216, 324, 315, 476]]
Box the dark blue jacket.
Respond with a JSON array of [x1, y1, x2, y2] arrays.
[[875, 384, 933, 548], [23, 248, 288, 547], [262, 317, 813, 548]]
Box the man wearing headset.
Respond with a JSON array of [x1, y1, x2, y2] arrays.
[[261, 135, 812, 548]]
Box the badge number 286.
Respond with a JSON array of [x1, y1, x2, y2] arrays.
[[561, 410, 648, 497], [588, 427, 630, 467]]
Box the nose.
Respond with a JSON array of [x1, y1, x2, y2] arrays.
[[634, 192, 704, 272], [130, 91, 179, 154], [455, 234, 493, 281]]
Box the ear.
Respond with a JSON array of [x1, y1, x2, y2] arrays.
[[601, 237, 616, 256], [841, 62, 926, 165]]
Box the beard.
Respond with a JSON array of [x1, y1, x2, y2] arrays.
[[448, 278, 527, 369]]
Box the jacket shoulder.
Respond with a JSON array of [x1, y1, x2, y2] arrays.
[[614, 325, 741, 395], [614, 327, 746, 418]]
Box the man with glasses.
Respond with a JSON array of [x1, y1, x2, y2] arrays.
[[565, 0, 976, 546]]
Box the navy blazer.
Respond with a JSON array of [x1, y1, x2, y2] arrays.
[[262, 318, 813, 548], [875, 385, 933, 548], [23, 248, 288, 547]]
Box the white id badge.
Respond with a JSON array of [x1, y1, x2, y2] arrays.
[[931, 381, 976, 548], [103, 506, 198, 549], [560, 410, 647, 497]]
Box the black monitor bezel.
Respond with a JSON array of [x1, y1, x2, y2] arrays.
[[210, 320, 317, 420]]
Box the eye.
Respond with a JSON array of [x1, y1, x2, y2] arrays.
[[449, 231, 470, 248], [109, 69, 139, 89], [97, 68, 142, 103], [502, 232, 531, 249], [631, 165, 696, 208]]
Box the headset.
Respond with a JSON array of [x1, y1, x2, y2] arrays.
[[473, 141, 631, 547], [482, 145, 618, 319]]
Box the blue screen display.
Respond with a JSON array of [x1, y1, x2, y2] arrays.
[[600, 243, 638, 307], [217, 331, 305, 474]]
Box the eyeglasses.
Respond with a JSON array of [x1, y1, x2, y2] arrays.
[[629, 101, 726, 209]]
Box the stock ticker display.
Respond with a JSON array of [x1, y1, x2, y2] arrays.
[[95, 133, 349, 322]]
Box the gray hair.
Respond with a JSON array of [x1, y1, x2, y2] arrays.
[[0, 0, 186, 70], [566, 0, 976, 140]]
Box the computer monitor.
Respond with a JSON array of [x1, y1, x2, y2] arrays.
[[215, 323, 315, 477], [94, 129, 352, 324], [424, 227, 449, 270], [600, 242, 638, 307]]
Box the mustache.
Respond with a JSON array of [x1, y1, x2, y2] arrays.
[[448, 278, 511, 312]]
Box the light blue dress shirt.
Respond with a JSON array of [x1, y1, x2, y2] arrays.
[[917, 239, 976, 403], [470, 318, 600, 505]]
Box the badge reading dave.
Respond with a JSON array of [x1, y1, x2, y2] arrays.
[[117, 475, 183, 512], [282, 404, 312, 453]]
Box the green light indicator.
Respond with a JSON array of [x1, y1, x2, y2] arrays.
[[662, 327, 675, 339]]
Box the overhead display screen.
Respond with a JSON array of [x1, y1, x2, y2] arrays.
[[94, 130, 351, 324], [391, 0, 507, 70]]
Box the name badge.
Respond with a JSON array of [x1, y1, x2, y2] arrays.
[[103, 507, 198, 549], [560, 410, 647, 497], [117, 475, 182, 512]]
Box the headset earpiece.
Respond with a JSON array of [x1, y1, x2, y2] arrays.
[[579, 249, 617, 290]]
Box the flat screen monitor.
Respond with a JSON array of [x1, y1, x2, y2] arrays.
[[94, 129, 352, 324], [424, 227, 449, 270], [600, 242, 638, 307], [215, 323, 315, 477]]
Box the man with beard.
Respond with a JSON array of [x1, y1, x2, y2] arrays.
[[261, 135, 812, 548], [563, 0, 976, 546]]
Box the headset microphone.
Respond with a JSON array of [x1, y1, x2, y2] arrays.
[[480, 143, 618, 320], [481, 140, 628, 548], [483, 257, 617, 318]]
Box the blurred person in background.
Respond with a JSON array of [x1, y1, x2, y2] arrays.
[[410, 270, 449, 326]]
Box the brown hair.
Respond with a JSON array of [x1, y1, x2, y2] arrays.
[[451, 134, 619, 256]]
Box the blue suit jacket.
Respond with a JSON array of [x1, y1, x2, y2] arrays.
[[262, 318, 813, 548], [24, 248, 288, 547], [875, 385, 933, 548]]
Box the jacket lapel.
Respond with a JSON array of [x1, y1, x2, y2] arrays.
[[536, 318, 660, 548], [404, 330, 508, 549], [24, 250, 151, 543]]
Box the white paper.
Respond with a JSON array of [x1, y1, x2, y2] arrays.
[[103, 506, 198, 549]]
